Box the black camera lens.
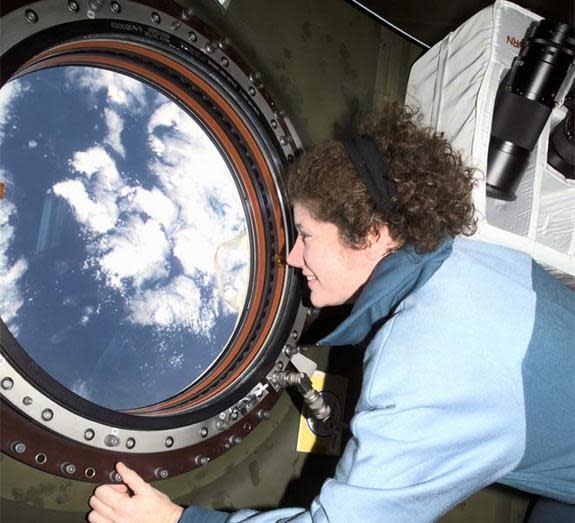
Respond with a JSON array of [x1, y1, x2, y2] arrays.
[[548, 95, 575, 179], [487, 19, 575, 200]]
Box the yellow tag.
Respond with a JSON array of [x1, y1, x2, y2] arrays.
[[296, 370, 347, 456]]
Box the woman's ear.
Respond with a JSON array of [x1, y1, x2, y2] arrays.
[[364, 224, 400, 261]]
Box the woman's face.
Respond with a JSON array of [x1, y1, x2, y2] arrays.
[[287, 202, 387, 308]]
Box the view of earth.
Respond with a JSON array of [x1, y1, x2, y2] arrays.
[[0, 66, 250, 410]]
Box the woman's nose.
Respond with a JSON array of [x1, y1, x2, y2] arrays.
[[286, 236, 303, 268]]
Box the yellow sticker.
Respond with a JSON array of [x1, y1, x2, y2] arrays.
[[296, 370, 348, 456]]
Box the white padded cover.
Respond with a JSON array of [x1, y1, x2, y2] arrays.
[[406, 0, 575, 286]]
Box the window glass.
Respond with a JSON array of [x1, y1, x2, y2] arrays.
[[0, 66, 250, 410]]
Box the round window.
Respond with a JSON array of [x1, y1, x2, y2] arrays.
[[0, 0, 305, 483]]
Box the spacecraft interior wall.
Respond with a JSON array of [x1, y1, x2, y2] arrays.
[[406, 0, 575, 287]]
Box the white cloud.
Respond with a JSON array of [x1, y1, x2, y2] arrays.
[[80, 306, 96, 326], [28, 140, 38, 149], [71, 145, 123, 191], [104, 108, 125, 156], [0, 80, 25, 142], [70, 378, 92, 400], [168, 353, 184, 369], [65, 67, 147, 110], [54, 147, 173, 293], [129, 186, 177, 229], [128, 275, 216, 337], [0, 178, 28, 336], [53, 178, 118, 234], [214, 230, 250, 313], [0, 81, 28, 335], [172, 226, 216, 278], [97, 215, 170, 290], [147, 101, 250, 315], [53, 146, 123, 234]]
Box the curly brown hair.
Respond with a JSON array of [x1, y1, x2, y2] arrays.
[[287, 103, 477, 253]]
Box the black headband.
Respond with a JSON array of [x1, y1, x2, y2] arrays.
[[344, 136, 393, 216]]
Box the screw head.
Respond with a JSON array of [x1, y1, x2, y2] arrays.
[[188, 32, 197, 42], [25, 9, 38, 23], [248, 87, 256, 96], [11, 441, 26, 454], [164, 436, 174, 448], [216, 419, 229, 431], [199, 427, 208, 438], [271, 119, 278, 129], [195, 455, 209, 466], [109, 471, 122, 483], [84, 428, 95, 441], [104, 434, 121, 447], [126, 437, 136, 449], [88, 0, 104, 11], [41, 409, 53, 421], [155, 467, 169, 479], [61, 462, 77, 475], [151, 12, 161, 24], [1, 377, 14, 390], [284, 344, 298, 357], [181, 7, 195, 20], [22, 396, 33, 406], [249, 72, 262, 85], [68, 1, 80, 12], [221, 57, 229, 67], [110, 1, 121, 13]]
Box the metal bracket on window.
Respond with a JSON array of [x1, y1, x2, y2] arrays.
[[267, 351, 331, 422]]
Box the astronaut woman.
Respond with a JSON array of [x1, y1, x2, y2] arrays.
[[88, 103, 575, 523]]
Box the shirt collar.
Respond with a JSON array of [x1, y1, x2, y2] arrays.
[[319, 238, 453, 346]]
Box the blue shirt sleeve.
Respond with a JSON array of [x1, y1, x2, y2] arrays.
[[179, 506, 230, 523]]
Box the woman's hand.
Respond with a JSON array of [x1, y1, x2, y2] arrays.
[[88, 462, 184, 523]]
